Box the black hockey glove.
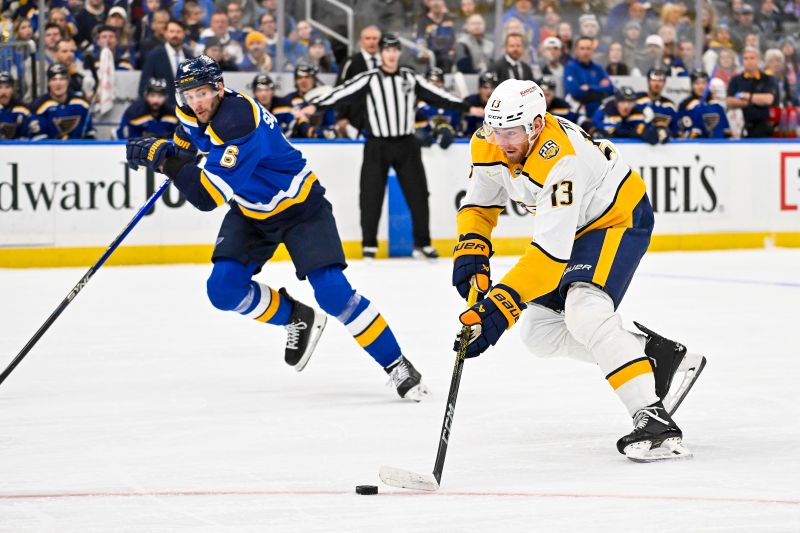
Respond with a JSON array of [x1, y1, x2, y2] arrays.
[[126, 137, 175, 171], [415, 127, 435, 147], [455, 284, 525, 357], [452, 233, 492, 299], [436, 123, 456, 149]]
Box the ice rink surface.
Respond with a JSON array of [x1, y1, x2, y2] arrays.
[[1, 249, 799, 532]]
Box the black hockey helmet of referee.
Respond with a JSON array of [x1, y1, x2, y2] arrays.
[[379, 32, 402, 51]]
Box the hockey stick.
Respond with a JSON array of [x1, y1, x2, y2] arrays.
[[0, 176, 172, 388], [379, 284, 480, 491]]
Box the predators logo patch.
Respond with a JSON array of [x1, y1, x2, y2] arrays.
[[538, 139, 559, 160]]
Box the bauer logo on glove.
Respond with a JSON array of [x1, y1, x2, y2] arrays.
[[455, 284, 525, 357], [452, 233, 493, 299]]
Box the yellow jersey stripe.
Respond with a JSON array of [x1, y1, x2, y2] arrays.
[[592, 227, 626, 287], [69, 98, 90, 109], [354, 315, 388, 347], [500, 242, 568, 303], [237, 174, 318, 220], [129, 115, 153, 126], [36, 99, 58, 114], [607, 358, 653, 390], [200, 171, 227, 206], [175, 106, 198, 127], [239, 93, 261, 128], [206, 124, 224, 145], [255, 287, 281, 323], [576, 171, 645, 239], [12, 105, 30, 115]]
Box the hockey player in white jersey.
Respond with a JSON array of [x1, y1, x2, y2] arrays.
[[451, 79, 706, 461]]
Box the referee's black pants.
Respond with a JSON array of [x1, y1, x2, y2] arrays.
[[359, 135, 430, 248]]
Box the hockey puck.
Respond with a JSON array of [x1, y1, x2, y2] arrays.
[[355, 485, 378, 495]]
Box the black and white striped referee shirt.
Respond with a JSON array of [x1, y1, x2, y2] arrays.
[[307, 67, 470, 138]]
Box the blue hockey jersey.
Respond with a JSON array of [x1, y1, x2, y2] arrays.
[[172, 88, 324, 226], [117, 99, 178, 139], [635, 92, 678, 136], [29, 91, 94, 140], [677, 97, 731, 139], [460, 93, 485, 137], [0, 99, 31, 139]]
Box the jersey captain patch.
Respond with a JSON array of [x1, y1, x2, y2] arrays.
[[539, 139, 560, 160]]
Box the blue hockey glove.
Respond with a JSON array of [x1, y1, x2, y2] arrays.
[[454, 284, 526, 357], [452, 233, 492, 299], [126, 137, 175, 171]]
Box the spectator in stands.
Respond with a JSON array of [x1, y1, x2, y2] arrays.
[[47, 7, 78, 40], [461, 70, 497, 136], [556, 20, 574, 59], [727, 47, 779, 138], [490, 33, 535, 82], [0, 71, 31, 140], [203, 37, 240, 71], [29, 63, 95, 140], [635, 67, 678, 137], [74, 0, 107, 49], [230, 0, 259, 29], [712, 47, 740, 87], [677, 69, 732, 139], [335, 25, 380, 138], [605, 0, 635, 40], [198, 12, 244, 65], [258, 0, 297, 36], [539, 4, 561, 44], [250, 73, 293, 132], [137, 9, 170, 67], [674, 39, 695, 73], [116, 77, 177, 139], [181, 0, 206, 44], [626, 1, 658, 38], [540, 36, 565, 97], [577, 14, 605, 60], [54, 38, 94, 99], [700, 3, 720, 47], [105, 6, 134, 57], [42, 23, 64, 65], [592, 86, 668, 144], [731, 4, 762, 52], [757, 0, 782, 38], [238, 31, 272, 73], [503, 0, 539, 46], [659, 3, 691, 42], [703, 23, 735, 73], [501, 16, 537, 66], [636, 34, 665, 73], [658, 26, 685, 76], [606, 41, 639, 76], [225, 1, 248, 35], [172, 0, 214, 27], [620, 20, 643, 72], [416, 0, 457, 72], [765, 48, 796, 105], [302, 38, 337, 75], [564, 35, 613, 117], [540, 74, 592, 132], [780, 37, 799, 96], [455, 14, 493, 74], [87, 25, 133, 71], [138, 20, 193, 100]]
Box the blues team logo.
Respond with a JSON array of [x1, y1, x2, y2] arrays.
[[538, 139, 559, 160]]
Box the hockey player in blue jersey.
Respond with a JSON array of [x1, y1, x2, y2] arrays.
[[250, 74, 294, 135], [125, 56, 430, 401], [284, 63, 337, 139], [593, 86, 669, 145], [29, 63, 95, 140], [461, 71, 497, 137], [415, 68, 461, 148], [677, 69, 732, 139], [634, 68, 678, 138], [0, 71, 30, 139], [116, 78, 178, 139], [539, 75, 594, 133]]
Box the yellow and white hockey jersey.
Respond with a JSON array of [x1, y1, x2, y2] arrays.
[[458, 112, 648, 303]]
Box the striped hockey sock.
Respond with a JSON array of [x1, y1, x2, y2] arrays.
[[234, 281, 292, 326], [337, 293, 401, 368]]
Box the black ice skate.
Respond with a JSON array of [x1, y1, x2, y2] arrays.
[[362, 246, 377, 260], [617, 401, 692, 462], [384, 356, 431, 401], [634, 322, 707, 416], [280, 288, 327, 372], [412, 246, 440, 260]]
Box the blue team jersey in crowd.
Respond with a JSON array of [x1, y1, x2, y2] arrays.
[[0, 99, 31, 139], [29, 91, 94, 140], [173, 88, 324, 225], [117, 99, 178, 139], [461, 93, 485, 137], [285, 90, 336, 138], [592, 100, 648, 138], [677, 97, 731, 139], [416, 99, 461, 135], [267, 95, 295, 135], [547, 96, 594, 132], [635, 92, 678, 135]]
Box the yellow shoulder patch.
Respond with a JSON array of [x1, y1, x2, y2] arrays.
[[470, 129, 505, 165], [524, 113, 576, 186]]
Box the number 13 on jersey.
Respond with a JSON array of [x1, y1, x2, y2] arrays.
[[550, 180, 573, 207]]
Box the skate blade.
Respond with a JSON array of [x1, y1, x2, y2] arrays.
[[402, 382, 431, 402], [624, 437, 693, 463], [293, 312, 327, 373], [664, 352, 706, 416], [378, 466, 439, 491]]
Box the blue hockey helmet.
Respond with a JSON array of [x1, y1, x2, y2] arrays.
[[145, 77, 169, 94], [174, 55, 223, 93], [252, 73, 274, 91], [478, 71, 498, 89], [615, 86, 637, 102]]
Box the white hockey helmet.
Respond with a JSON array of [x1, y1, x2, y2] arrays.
[[482, 79, 547, 144]]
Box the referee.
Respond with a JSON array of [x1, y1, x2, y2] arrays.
[[298, 33, 484, 259]]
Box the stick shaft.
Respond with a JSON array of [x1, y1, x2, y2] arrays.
[[432, 285, 480, 484], [0, 177, 172, 387]]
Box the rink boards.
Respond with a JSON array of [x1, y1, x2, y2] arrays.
[[1, 139, 799, 267]]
